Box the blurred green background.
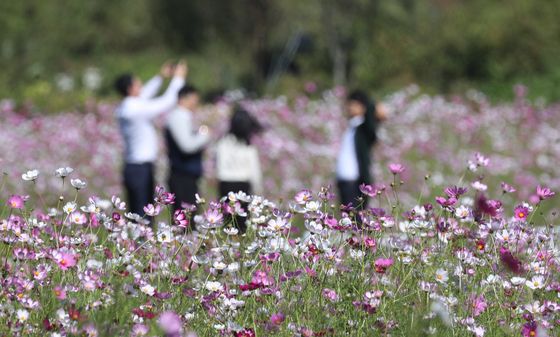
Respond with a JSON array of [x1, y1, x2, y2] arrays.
[[1, 0, 560, 110]]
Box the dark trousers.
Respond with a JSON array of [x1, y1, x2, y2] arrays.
[[168, 171, 199, 212], [123, 163, 154, 216], [219, 181, 251, 233], [337, 180, 365, 208]]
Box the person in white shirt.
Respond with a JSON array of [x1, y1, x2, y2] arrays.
[[336, 90, 386, 209], [216, 106, 263, 233], [115, 61, 187, 216], [165, 85, 210, 213]]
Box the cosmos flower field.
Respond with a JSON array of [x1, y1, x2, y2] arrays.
[[1, 86, 559, 336]]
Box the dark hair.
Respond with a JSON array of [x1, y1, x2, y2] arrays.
[[178, 84, 198, 99], [229, 106, 262, 144], [114, 73, 134, 97], [347, 90, 372, 110], [347, 89, 378, 121]]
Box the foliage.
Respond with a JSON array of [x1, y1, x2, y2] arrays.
[[1, 1, 560, 105]]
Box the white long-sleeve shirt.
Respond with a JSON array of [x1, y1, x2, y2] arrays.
[[216, 135, 263, 194], [336, 116, 364, 181], [166, 107, 210, 153], [116, 75, 185, 163]]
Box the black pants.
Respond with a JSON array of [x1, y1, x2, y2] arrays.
[[168, 171, 199, 212], [219, 181, 251, 233], [337, 180, 365, 208], [123, 163, 154, 216]]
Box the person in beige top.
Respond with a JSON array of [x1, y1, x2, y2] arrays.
[[216, 106, 263, 232]]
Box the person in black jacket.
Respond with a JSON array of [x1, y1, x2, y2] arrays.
[[165, 85, 211, 213], [336, 90, 385, 208]]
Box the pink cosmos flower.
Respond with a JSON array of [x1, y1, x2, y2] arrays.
[[435, 196, 457, 208], [444, 186, 468, 199], [251, 269, 274, 287], [158, 311, 182, 336], [54, 285, 66, 300], [294, 190, 313, 205], [70, 211, 87, 225], [536, 185, 555, 201], [359, 184, 377, 198], [363, 237, 377, 251], [173, 209, 189, 228], [374, 258, 394, 273], [131, 324, 149, 336], [204, 209, 224, 226], [304, 82, 317, 93], [470, 294, 487, 317], [55, 251, 77, 270], [154, 186, 175, 205], [143, 203, 161, 217], [388, 163, 405, 174], [234, 329, 256, 337], [322, 288, 339, 302], [7, 195, 24, 209], [501, 182, 516, 194]]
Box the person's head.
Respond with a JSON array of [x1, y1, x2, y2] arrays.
[[178, 85, 200, 110], [229, 106, 263, 144], [346, 90, 372, 118], [114, 73, 142, 97]]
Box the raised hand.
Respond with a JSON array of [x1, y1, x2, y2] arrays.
[[160, 61, 173, 78], [173, 60, 188, 79]]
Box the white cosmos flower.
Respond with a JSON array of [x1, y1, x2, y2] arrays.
[[70, 178, 87, 189], [157, 229, 173, 243], [224, 227, 239, 236], [111, 196, 126, 210], [55, 167, 74, 178], [213, 261, 227, 270], [205, 281, 223, 292], [525, 301, 543, 314], [435, 269, 449, 283], [380, 216, 394, 228], [305, 201, 321, 212], [86, 259, 103, 269], [140, 284, 155, 296], [526, 275, 545, 289], [305, 220, 324, 234], [16, 309, 29, 322], [268, 218, 290, 232], [496, 229, 512, 243], [511, 277, 526, 286], [63, 202, 77, 214], [227, 262, 240, 273], [455, 205, 470, 218], [471, 181, 487, 191], [22, 169, 39, 181]]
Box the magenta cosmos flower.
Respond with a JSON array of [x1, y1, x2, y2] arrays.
[[359, 184, 377, 198], [374, 258, 394, 274], [270, 312, 285, 325], [388, 163, 405, 175], [499, 246, 523, 274], [173, 209, 189, 228], [514, 205, 529, 221], [7, 195, 24, 209]]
